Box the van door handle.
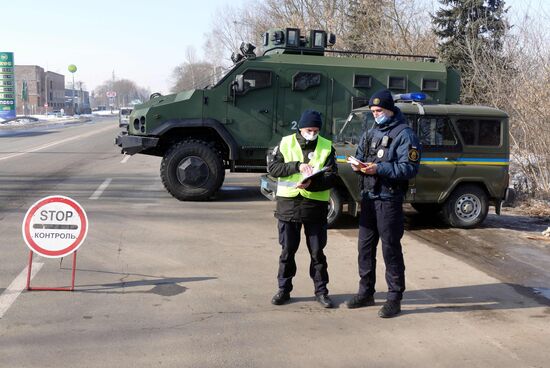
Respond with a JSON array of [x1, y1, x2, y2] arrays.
[[259, 109, 269, 113]]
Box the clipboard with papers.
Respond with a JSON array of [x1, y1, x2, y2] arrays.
[[296, 165, 331, 186]]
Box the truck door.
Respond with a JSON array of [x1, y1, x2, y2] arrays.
[[413, 115, 461, 202], [226, 69, 275, 146], [275, 70, 328, 143]]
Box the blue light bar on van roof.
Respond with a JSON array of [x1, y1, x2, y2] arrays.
[[393, 92, 427, 102]]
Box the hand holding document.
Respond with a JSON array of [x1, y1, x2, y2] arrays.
[[296, 166, 331, 187], [347, 156, 376, 174], [346, 156, 368, 169]]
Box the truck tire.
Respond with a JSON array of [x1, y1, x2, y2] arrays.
[[161, 140, 224, 201], [411, 203, 442, 215], [442, 184, 488, 228], [327, 189, 342, 228]]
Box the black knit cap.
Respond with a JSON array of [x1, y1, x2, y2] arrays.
[[368, 89, 395, 112], [298, 109, 322, 129]]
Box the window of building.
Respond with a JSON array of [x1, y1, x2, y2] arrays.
[[353, 75, 372, 88], [292, 72, 321, 91]]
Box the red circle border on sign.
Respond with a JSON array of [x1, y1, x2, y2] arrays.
[[23, 196, 88, 258]]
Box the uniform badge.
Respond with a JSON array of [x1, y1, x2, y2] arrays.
[[373, 98, 380, 105], [377, 149, 385, 158], [408, 147, 420, 162], [308, 152, 315, 160]]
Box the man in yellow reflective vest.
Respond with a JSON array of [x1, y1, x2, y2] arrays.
[[268, 109, 338, 308]]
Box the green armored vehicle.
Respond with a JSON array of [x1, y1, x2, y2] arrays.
[[115, 28, 460, 201], [262, 96, 513, 228]]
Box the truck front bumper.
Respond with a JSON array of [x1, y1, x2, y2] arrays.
[[114, 132, 159, 155]]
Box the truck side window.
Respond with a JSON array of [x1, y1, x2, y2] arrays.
[[418, 116, 457, 147], [293, 72, 321, 91], [242, 70, 272, 93], [456, 119, 501, 146]]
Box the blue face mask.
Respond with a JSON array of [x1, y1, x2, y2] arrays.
[[375, 114, 390, 125]]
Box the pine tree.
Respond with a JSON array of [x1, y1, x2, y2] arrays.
[[432, 0, 510, 104]]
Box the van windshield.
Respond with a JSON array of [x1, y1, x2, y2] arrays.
[[120, 109, 132, 115]]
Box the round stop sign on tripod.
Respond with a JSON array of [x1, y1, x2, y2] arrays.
[[22, 196, 88, 258]]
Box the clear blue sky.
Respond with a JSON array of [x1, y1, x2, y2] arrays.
[[3, 0, 548, 94], [3, 0, 247, 94]]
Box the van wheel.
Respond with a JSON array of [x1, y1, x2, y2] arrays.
[[161, 140, 224, 201], [327, 189, 342, 228], [442, 184, 488, 228], [411, 203, 442, 215]]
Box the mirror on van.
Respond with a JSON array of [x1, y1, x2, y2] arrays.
[[232, 75, 245, 93]]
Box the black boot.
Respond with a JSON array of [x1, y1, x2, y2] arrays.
[[271, 290, 290, 305], [315, 294, 334, 308], [378, 300, 401, 318], [345, 294, 375, 309]]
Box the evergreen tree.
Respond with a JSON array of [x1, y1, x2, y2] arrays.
[[432, 0, 510, 103]]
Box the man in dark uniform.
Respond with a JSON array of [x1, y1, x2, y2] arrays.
[[268, 109, 338, 308], [346, 89, 421, 318]]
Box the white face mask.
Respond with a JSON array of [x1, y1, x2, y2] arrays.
[[301, 131, 319, 141]]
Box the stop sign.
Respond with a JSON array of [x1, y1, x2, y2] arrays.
[[22, 196, 88, 258]]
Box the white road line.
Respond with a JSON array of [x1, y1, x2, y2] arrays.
[[120, 154, 131, 164], [0, 263, 44, 319], [89, 178, 112, 200], [0, 124, 115, 162]]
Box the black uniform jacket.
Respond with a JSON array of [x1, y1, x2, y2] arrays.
[[268, 132, 338, 223]]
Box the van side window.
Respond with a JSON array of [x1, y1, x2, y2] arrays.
[[418, 116, 458, 147], [456, 119, 501, 146], [242, 70, 272, 93], [293, 72, 321, 91], [479, 120, 501, 146]]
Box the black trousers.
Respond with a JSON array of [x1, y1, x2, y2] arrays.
[[357, 197, 405, 301], [277, 220, 329, 295]]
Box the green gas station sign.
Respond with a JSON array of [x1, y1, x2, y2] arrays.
[[0, 52, 16, 120]]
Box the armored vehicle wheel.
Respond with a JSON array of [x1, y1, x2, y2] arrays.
[[442, 184, 488, 228], [161, 140, 224, 201], [411, 203, 442, 215], [327, 189, 342, 228]]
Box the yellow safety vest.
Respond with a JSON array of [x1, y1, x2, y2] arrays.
[[276, 134, 332, 202]]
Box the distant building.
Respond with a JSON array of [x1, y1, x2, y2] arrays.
[[14, 65, 91, 115], [45, 71, 65, 111], [65, 88, 91, 114], [15, 65, 43, 115], [15, 65, 67, 115]]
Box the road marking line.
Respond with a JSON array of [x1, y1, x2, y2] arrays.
[[0, 124, 115, 162], [120, 154, 131, 164], [89, 178, 112, 200], [0, 263, 44, 319]]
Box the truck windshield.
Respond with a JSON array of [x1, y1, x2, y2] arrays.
[[336, 111, 374, 143]]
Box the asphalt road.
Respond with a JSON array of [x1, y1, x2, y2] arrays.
[[1, 117, 549, 367]]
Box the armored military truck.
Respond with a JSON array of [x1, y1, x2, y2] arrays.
[[115, 28, 460, 201], [261, 96, 513, 228]]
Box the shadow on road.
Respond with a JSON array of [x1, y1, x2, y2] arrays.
[[215, 185, 267, 202], [286, 283, 550, 310], [59, 267, 217, 295]]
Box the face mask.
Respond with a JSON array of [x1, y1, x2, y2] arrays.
[[301, 131, 319, 141], [375, 114, 390, 125]]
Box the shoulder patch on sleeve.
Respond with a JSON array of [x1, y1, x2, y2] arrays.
[[408, 145, 420, 162]]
